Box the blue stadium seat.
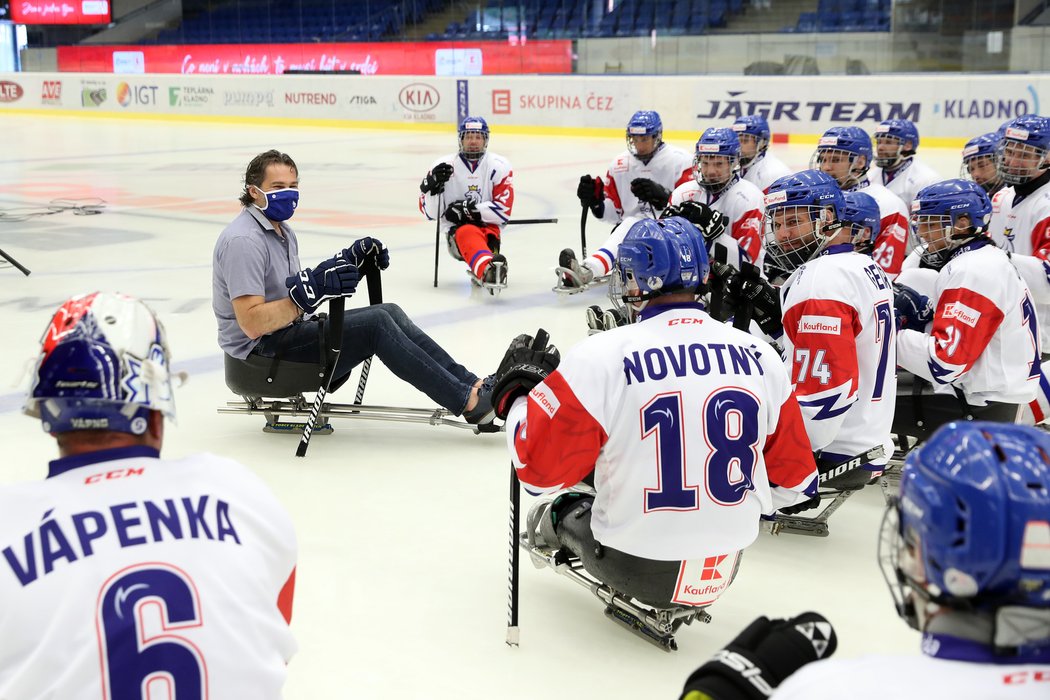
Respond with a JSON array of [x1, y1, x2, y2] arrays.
[[797, 12, 818, 32]]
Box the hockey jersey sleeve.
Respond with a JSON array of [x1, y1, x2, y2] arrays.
[[476, 158, 514, 226], [782, 298, 862, 452], [1029, 213, 1050, 260], [763, 391, 820, 510], [730, 206, 764, 264], [896, 283, 1005, 385], [505, 370, 608, 493], [599, 167, 626, 224], [871, 209, 909, 279]]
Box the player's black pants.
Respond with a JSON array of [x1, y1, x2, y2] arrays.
[[555, 497, 736, 609], [893, 373, 1022, 442]]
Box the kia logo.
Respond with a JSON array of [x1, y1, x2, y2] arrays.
[[0, 81, 24, 103], [399, 83, 439, 113]]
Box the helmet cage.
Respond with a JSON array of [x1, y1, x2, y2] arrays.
[[874, 134, 906, 169], [810, 146, 868, 188], [458, 117, 490, 160], [995, 138, 1050, 186], [764, 203, 841, 273], [693, 150, 741, 193]]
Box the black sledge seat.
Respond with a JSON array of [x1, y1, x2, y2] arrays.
[[224, 353, 324, 399]]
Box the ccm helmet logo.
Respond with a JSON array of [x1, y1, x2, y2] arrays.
[[399, 83, 440, 113]]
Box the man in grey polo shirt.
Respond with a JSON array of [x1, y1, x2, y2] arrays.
[[212, 149, 494, 424]]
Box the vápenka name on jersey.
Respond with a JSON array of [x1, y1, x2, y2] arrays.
[[2, 495, 242, 587], [624, 342, 766, 385]]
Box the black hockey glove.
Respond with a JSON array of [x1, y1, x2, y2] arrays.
[[420, 162, 454, 195], [779, 494, 821, 516], [343, 236, 390, 272], [663, 201, 729, 245], [680, 612, 837, 700], [286, 252, 360, 314], [577, 174, 605, 208], [630, 177, 671, 209], [706, 260, 739, 323], [444, 199, 482, 226], [491, 329, 561, 420], [727, 263, 782, 336], [893, 283, 933, 331]]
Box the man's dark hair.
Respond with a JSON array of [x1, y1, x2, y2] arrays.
[[239, 150, 298, 206]]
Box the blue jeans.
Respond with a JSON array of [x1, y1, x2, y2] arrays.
[[252, 303, 477, 414]]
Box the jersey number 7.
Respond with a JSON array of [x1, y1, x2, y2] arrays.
[[642, 388, 761, 512]]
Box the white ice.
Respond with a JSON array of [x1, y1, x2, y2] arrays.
[[0, 113, 965, 698]]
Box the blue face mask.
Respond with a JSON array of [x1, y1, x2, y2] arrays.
[[253, 187, 299, 222]]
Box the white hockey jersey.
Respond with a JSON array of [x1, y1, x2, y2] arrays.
[[855, 178, 910, 279], [989, 185, 1015, 249], [780, 246, 897, 463], [671, 177, 766, 268], [869, 157, 942, 209], [896, 241, 1040, 407], [742, 151, 793, 193], [774, 653, 1050, 699], [505, 302, 818, 561], [418, 152, 514, 235], [596, 144, 694, 224], [0, 447, 298, 700]]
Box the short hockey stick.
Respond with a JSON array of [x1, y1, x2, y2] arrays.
[[296, 296, 345, 458], [353, 265, 383, 407], [507, 462, 521, 646]]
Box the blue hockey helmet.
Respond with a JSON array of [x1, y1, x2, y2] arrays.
[[694, 127, 742, 192], [458, 115, 490, 159], [626, 110, 663, 156], [909, 179, 992, 270], [658, 216, 711, 289], [23, 292, 176, 436], [880, 422, 1050, 643], [616, 219, 702, 310], [732, 115, 771, 165], [840, 190, 882, 250], [960, 132, 1005, 194], [996, 114, 1050, 186], [873, 119, 920, 168], [763, 169, 846, 273], [811, 126, 873, 188]]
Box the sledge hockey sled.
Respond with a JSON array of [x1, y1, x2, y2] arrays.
[[518, 533, 711, 652]]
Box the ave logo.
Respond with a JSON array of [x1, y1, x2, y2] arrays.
[[0, 81, 24, 103], [41, 81, 62, 105]]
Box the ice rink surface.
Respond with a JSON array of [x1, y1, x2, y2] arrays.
[[0, 113, 968, 698]]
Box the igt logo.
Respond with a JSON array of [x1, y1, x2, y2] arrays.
[[399, 83, 440, 113], [116, 82, 158, 107]]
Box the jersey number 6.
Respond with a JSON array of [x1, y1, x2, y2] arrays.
[[97, 563, 207, 700], [642, 388, 761, 512]]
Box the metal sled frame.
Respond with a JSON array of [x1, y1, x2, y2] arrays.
[[763, 486, 863, 538], [519, 534, 711, 651], [551, 268, 610, 295], [219, 393, 501, 435]]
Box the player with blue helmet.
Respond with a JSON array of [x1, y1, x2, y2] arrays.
[[731, 115, 791, 192], [419, 115, 515, 291], [769, 421, 1050, 699], [495, 219, 818, 649], [812, 125, 910, 279], [558, 110, 694, 293], [870, 119, 942, 210], [893, 179, 1039, 440], [996, 114, 1050, 187], [960, 132, 1005, 195], [4, 292, 300, 698]]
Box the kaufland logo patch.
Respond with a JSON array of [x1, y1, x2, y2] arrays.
[[943, 301, 980, 327], [818, 136, 840, 146], [962, 144, 980, 157], [764, 190, 788, 206], [874, 124, 890, 133], [697, 143, 721, 153], [628, 125, 648, 134], [730, 123, 746, 132], [1005, 127, 1030, 140], [529, 386, 560, 418], [798, 315, 841, 334]]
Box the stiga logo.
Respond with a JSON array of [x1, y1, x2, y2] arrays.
[[116, 82, 159, 107], [399, 83, 439, 113], [696, 90, 920, 123], [0, 81, 24, 103], [41, 80, 62, 105]]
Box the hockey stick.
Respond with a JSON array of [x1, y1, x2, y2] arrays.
[[506, 218, 559, 226], [353, 265, 383, 407], [296, 295, 346, 458], [507, 461, 521, 646], [0, 246, 30, 276], [580, 203, 589, 258], [433, 193, 443, 288]]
